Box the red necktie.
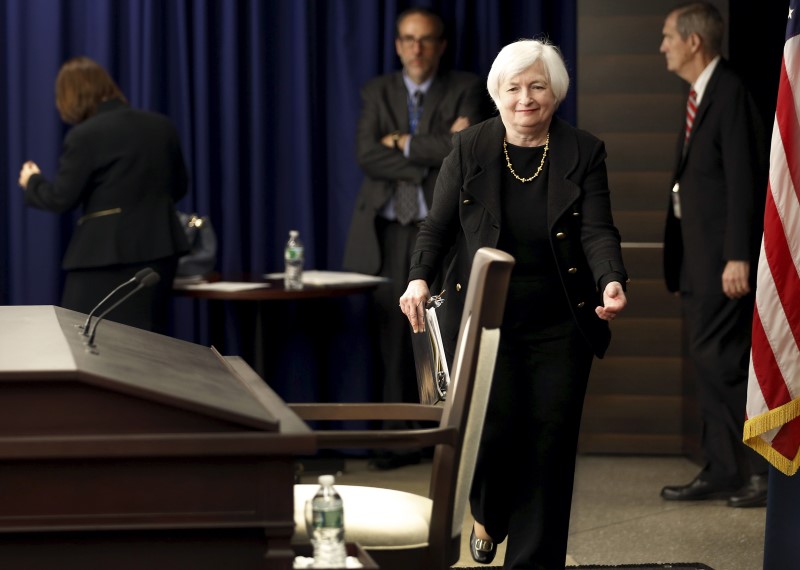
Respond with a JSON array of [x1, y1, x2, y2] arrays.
[[685, 89, 698, 143]]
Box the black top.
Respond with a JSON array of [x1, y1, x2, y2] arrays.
[[498, 143, 553, 277], [498, 142, 570, 328]]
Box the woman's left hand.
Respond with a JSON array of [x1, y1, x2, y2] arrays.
[[18, 161, 41, 189], [595, 281, 627, 321]]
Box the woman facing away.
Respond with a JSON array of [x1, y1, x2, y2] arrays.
[[18, 56, 190, 334], [399, 39, 628, 569]]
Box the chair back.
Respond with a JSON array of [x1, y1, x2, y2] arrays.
[[426, 247, 514, 567]]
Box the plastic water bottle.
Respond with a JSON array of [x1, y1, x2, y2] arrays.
[[309, 474, 346, 567], [284, 230, 304, 290]]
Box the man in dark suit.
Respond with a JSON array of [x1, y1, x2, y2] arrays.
[[659, 2, 769, 507], [342, 7, 486, 469]]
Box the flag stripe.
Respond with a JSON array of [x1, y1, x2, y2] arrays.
[[752, 300, 792, 410], [762, 189, 800, 357], [773, 416, 800, 457], [747, 348, 770, 420], [775, 59, 800, 206]]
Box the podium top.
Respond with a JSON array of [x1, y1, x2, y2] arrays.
[[0, 306, 284, 432]]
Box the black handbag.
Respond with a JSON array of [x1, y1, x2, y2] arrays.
[[176, 212, 217, 277]]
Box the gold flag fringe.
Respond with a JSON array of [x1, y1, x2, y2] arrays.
[[743, 397, 800, 476]]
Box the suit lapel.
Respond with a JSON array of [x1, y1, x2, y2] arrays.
[[690, 66, 720, 139], [462, 117, 504, 224], [389, 73, 410, 132], [417, 73, 446, 134], [677, 61, 723, 174], [546, 118, 581, 229]]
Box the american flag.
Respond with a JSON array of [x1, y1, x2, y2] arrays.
[[744, 2, 800, 476]]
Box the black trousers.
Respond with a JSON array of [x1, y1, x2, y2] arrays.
[[682, 291, 768, 484], [62, 256, 179, 335], [764, 467, 800, 569], [470, 297, 594, 570]]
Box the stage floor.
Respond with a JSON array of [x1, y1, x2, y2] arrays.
[[296, 454, 764, 569]]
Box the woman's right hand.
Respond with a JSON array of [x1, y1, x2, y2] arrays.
[[18, 161, 40, 189], [399, 279, 430, 333]]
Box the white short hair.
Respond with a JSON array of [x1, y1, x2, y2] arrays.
[[486, 39, 570, 108]]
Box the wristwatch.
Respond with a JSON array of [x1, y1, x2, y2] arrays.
[[391, 131, 401, 150]]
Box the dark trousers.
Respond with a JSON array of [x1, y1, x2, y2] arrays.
[[373, 218, 420, 407], [470, 312, 593, 570], [764, 466, 800, 569], [682, 292, 768, 484], [62, 256, 179, 335]]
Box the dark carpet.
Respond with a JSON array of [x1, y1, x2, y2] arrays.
[[455, 565, 713, 570]]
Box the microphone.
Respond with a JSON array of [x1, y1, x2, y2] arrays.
[[80, 268, 156, 335], [85, 270, 161, 348]]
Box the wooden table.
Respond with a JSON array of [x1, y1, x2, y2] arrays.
[[173, 272, 384, 403], [173, 273, 382, 302]]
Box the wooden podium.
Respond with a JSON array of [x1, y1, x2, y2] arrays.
[[0, 305, 316, 570]]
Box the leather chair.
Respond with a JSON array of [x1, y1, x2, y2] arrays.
[[291, 247, 514, 570]]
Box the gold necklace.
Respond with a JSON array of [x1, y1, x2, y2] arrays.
[[503, 133, 549, 183]]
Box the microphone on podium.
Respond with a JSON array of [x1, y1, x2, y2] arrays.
[[85, 270, 161, 348], [80, 267, 156, 335]]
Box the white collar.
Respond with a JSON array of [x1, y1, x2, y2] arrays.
[[691, 55, 720, 104]]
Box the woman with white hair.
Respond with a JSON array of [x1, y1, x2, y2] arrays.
[[399, 39, 628, 568]]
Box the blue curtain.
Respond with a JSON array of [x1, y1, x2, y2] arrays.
[[1, 0, 576, 401]]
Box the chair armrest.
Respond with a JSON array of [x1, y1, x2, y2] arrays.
[[288, 403, 443, 423], [312, 426, 457, 450]]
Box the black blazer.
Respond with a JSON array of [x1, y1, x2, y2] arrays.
[[663, 59, 767, 294], [409, 116, 627, 358], [25, 99, 190, 270], [342, 69, 486, 274]]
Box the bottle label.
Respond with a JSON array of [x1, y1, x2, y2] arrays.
[[285, 246, 304, 261], [313, 507, 343, 529]]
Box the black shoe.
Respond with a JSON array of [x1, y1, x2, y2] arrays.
[[727, 474, 768, 508], [660, 476, 739, 501], [469, 526, 497, 565], [367, 452, 421, 471]]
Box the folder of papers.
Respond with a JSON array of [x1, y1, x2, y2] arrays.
[[410, 292, 450, 405]]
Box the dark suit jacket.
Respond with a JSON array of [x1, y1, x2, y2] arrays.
[[408, 116, 628, 358], [663, 59, 767, 294], [25, 99, 190, 270], [342, 69, 486, 274]]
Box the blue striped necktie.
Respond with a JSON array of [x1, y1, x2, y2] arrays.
[[395, 90, 424, 225]]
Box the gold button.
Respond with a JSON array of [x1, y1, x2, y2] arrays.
[[568, 267, 577, 274], [577, 301, 585, 308], [462, 199, 473, 205], [456, 283, 462, 292], [556, 232, 566, 239]]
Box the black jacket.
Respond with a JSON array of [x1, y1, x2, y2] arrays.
[[409, 116, 627, 358], [25, 99, 190, 270], [663, 59, 767, 294]]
